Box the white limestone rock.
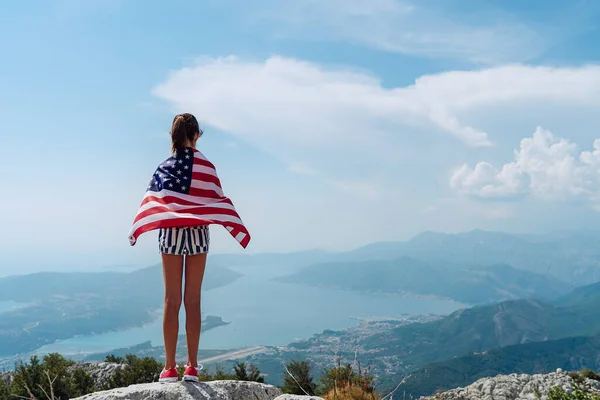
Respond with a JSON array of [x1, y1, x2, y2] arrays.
[[420, 372, 600, 400], [72, 380, 283, 400]]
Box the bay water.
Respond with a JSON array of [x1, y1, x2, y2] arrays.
[[37, 264, 465, 355]]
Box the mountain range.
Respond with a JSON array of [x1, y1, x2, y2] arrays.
[[278, 257, 571, 304], [211, 229, 600, 285]]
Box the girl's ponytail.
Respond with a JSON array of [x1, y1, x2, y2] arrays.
[[170, 113, 200, 153]]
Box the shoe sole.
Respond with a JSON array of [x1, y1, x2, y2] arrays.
[[183, 375, 199, 382], [159, 377, 178, 383]]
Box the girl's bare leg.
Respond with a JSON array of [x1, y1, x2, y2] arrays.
[[162, 253, 184, 369], [183, 253, 207, 367]]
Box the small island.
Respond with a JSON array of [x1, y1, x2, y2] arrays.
[[81, 315, 231, 362]]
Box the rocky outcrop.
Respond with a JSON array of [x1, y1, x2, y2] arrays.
[[273, 396, 324, 400], [420, 372, 600, 400], [72, 380, 323, 400], [68, 362, 124, 388], [0, 371, 11, 386]]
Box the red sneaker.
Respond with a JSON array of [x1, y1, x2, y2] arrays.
[[183, 364, 203, 382], [159, 367, 178, 383]]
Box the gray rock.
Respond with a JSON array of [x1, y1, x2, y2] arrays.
[[68, 362, 124, 388], [0, 371, 13, 386], [420, 372, 600, 400], [274, 395, 324, 400], [72, 380, 283, 400]]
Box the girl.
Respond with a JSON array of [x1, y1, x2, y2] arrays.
[[128, 113, 251, 383]]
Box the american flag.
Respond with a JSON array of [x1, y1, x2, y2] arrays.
[[128, 147, 250, 248]]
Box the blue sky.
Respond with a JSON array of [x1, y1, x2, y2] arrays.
[[2, 0, 600, 273]]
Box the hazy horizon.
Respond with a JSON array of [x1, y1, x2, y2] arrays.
[[4, 227, 600, 277]]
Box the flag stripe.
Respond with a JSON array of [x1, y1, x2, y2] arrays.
[[193, 154, 217, 170], [189, 187, 223, 199], [140, 191, 234, 208], [192, 164, 217, 175], [136, 198, 237, 217], [130, 213, 248, 246], [129, 148, 250, 249], [134, 204, 244, 225], [191, 172, 223, 189], [190, 178, 224, 196]]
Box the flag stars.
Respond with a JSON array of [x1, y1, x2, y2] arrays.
[[177, 170, 182, 175], [184, 165, 189, 170], [178, 160, 183, 164], [181, 185, 187, 191]]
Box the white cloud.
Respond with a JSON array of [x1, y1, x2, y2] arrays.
[[450, 127, 600, 207], [247, 0, 548, 64], [154, 57, 600, 166]]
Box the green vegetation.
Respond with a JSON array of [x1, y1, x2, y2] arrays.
[[103, 354, 163, 389], [280, 358, 379, 399], [0, 381, 9, 400], [547, 385, 600, 400], [398, 335, 600, 398], [570, 369, 600, 383], [102, 354, 266, 388], [232, 362, 263, 383], [3, 353, 96, 400], [282, 360, 317, 395], [0, 353, 268, 400], [318, 361, 377, 397]]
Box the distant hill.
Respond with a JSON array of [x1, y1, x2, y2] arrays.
[[278, 257, 571, 304], [366, 282, 600, 387], [556, 281, 600, 307], [208, 230, 600, 285], [369, 284, 600, 368], [0, 265, 241, 356], [400, 334, 600, 398], [345, 230, 600, 285]]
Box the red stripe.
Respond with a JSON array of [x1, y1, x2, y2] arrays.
[[189, 187, 222, 199], [140, 194, 233, 208], [134, 204, 243, 224], [131, 217, 249, 244], [192, 172, 222, 187], [193, 158, 216, 170], [240, 234, 251, 248]]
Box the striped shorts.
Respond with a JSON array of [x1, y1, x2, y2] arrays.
[[158, 225, 210, 256]]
